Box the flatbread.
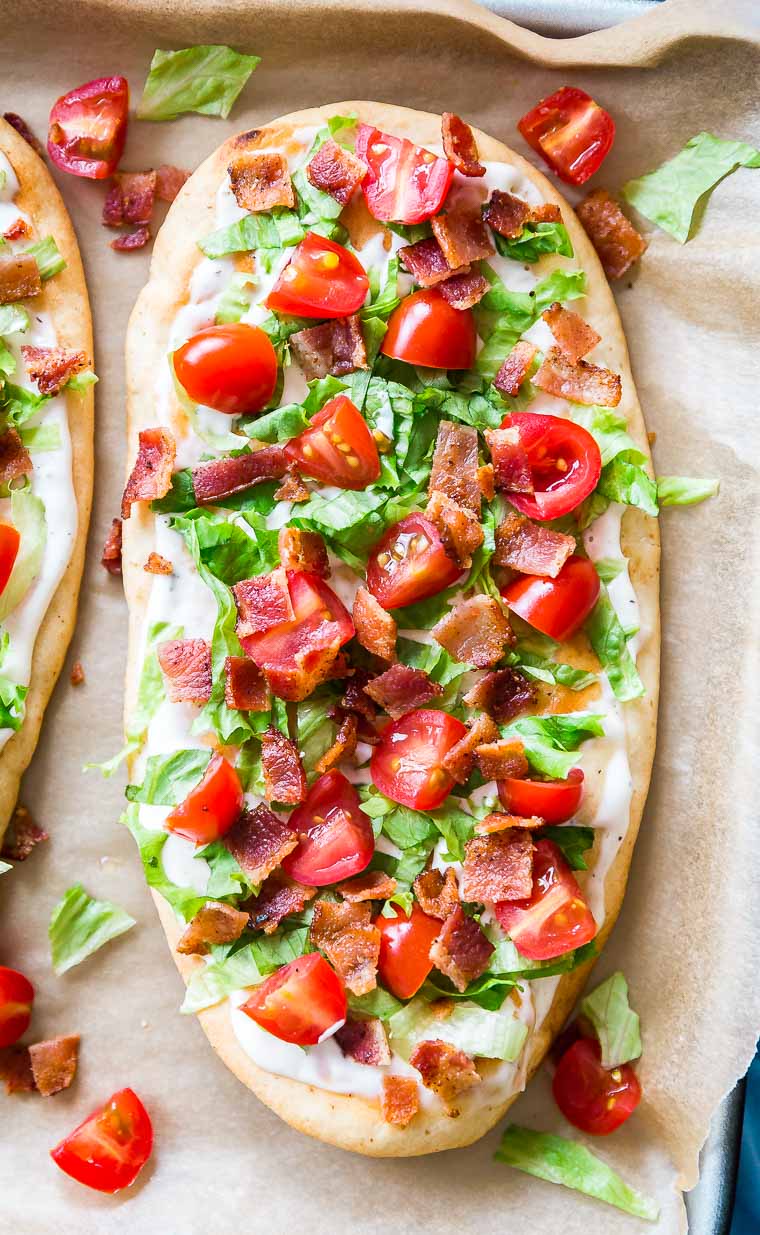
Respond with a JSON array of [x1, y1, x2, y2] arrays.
[[0, 119, 94, 845], [124, 102, 659, 1156]]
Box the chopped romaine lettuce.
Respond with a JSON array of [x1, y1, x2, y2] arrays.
[[0, 675, 27, 732], [390, 994, 528, 1062], [581, 971, 642, 1068], [593, 557, 625, 583], [493, 222, 574, 263], [25, 235, 66, 280], [348, 988, 403, 1021], [49, 883, 136, 975], [0, 304, 30, 334], [656, 475, 719, 506], [66, 369, 98, 393], [512, 646, 595, 692], [0, 490, 46, 623], [137, 45, 260, 121], [543, 825, 595, 870], [199, 210, 302, 262], [584, 586, 644, 702], [173, 510, 279, 587], [180, 928, 311, 1013], [502, 713, 605, 779], [215, 272, 257, 324], [295, 691, 339, 779], [126, 748, 211, 806], [598, 455, 658, 517], [19, 423, 62, 453], [122, 805, 208, 921]]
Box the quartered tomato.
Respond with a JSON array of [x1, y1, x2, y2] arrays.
[[173, 323, 278, 416], [371, 708, 468, 811], [517, 86, 615, 186], [50, 1087, 153, 1193], [284, 395, 380, 490], [282, 770, 375, 886], [498, 767, 584, 824], [502, 412, 601, 521], [502, 554, 601, 642], [266, 232, 369, 319], [365, 512, 460, 610], [495, 838, 597, 960], [0, 523, 20, 598], [0, 966, 34, 1048], [165, 753, 243, 845], [553, 1037, 642, 1135], [355, 124, 454, 224], [375, 904, 441, 1000], [47, 76, 129, 179], [381, 289, 476, 370], [241, 953, 347, 1046]]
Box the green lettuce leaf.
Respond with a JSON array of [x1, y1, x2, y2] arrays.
[[126, 748, 211, 806], [502, 713, 605, 779], [180, 928, 311, 1013], [475, 266, 585, 381], [0, 304, 30, 335], [568, 405, 645, 468], [543, 825, 595, 871], [199, 209, 303, 262], [0, 676, 27, 732], [137, 44, 260, 121], [25, 235, 65, 281], [66, 370, 98, 394], [215, 272, 257, 324], [593, 557, 625, 583], [581, 971, 642, 1068], [0, 490, 46, 622], [361, 255, 401, 322], [493, 222, 574, 263], [122, 805, 208, 921], [597, 455, 658, 517], [0, 382, 48, 429], [174, 510, 279, 587], [584, 586, 644, 702], [49, 883, 136, 975], [19, 423, 61, 453], [512, 646, 595, 692], [151, 469, 197, 514], [348, 988, 403, 1021], [295, 691, 339, 780], [656, 475, 719, 506], [198, 839, 255, 899], [246, 374, 347, 445], [389, 995, 528, 1062]]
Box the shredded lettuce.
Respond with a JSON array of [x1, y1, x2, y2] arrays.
[[584, 587, 644, 702], [0, 381, 48, 429], [25, 235, 66, 281], [568, 404, 645, 468], [66, 369, 98, 394], [19, 423, 61, 453], [0, 304, 29, 335], [597, 454, 658, 517], [295, 692, 339, 780], [493, 221, 574, 264], [389, 995, 528, 1062], [0, 490, 46, 622], [173, 510, 279, 587], [199, 839, 255, 900], [581, 971, 642, 1068], [0, 675, 26, 732], [502, 713, 605, 779], [49, 883, 136, 975], [512, 646, 595, 692], [199, 210, 303, 262], [360, 789, 478, 864], [348, 988, 403, 1021], [126, 748, 211, 806], [215, 272, 257, 324], [246, 374, 346, 445], [180, 928, 310, 1013], [593, 557, 625, 583], [137, 44, 260, 121], [656, 475, 719, 506], [122, 805, 209, 921], [475, 266, 585, 381], [0, 338, 16, 378], [543, 824, 595, 870]]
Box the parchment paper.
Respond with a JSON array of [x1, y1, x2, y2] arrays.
[[1, 2, 759, 1231]]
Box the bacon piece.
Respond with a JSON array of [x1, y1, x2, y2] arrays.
[[381, 1075, 420, 1126], [475, 738, 529, 781], [102, 171, 157, 227], [0, 253, 41, 304], [441, 112, 485, 178], [543, 303, 601, 363], [192, 444, 288, 504], [439, 269, 488, 310], [306, 138, 366, 206], [157, 638, 212, 704], [176, 901, 249, 955], [337, 869, 397, 902], [224, 656, 270, 712], [485, 425, 534, 496], [463, 667, 537, 724], [0, 805, 48, 862], [432, 595, 513, 669], [3, 112, 44, 156], [334, 1016, 391, 1066], [0, 428, 32, 485], [111, 226, 151, 252], [21, 344, 88, 397], [228, 152, 294, 212], [261, 726, 307, 804], [478, 463, 495, 502], [3, 218, 30, 242], [246, 872, 316, 934], [429, 905, 494, 993], [431, 209, 493, 268], [234, 567, 294, 638], [156, 164, 189, 203], [224, 804, 298, 883], [315, 711, 358, 775], [0, 1045, 34, 1093], [413, 866, 459, 920], [364, 663, 442, 720], [309, 899, 380, 996], [441, 712, 499, 784], [121, 427, 175, 518], [28, 1035, 80, 1097], [144, 551, 172, 575], [576, 188, 647, 280], [352, 586, 397, 663], [277, 526, 329, 577], [494, 510, 575, 578], [70, 660, 85, 686], [429, 420, 481, 513], [533, 203, 562, 223], [101, 517, 123, 576], [409, 1039, 480, 1113], [426, 490, 483, 570], [483, 190, 532, 239], [289, 315, 367, 381], [493, 342, 538, 400], [275, 465, 310, 503], [534, 347, 621, 408], [462, 831, 534, 902], [475, 811, 545, 834], [398, 237, 467, 288]]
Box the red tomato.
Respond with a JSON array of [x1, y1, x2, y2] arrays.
[[501, 413, 601, 521], [173, 323, 278, 416], [553, 1037, 642, 1135], [47, 77, 129, 179], [382, 289, 476, 370], [502, 554, 601, 642], [165, 753, 243, 845], [495, 838, 597, 960], [375, 904, 441, 1000], [0, 966, 34, 1048], [241, 953, 347, 1046], [0, 523, 20, 597], [498, 767, 584, 824], [371, 708, 468, 811], [266, 232, 369, 319], [355, 124, 454, 224], [518, 86, 615, 186], [284, 395, 380, 490], [365, 512, 460, 610], [50, 1087, 153, 1194], [282, 770, 375, 886]]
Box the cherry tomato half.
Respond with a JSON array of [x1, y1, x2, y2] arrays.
[[371, 708, 468, 811], [382, 289, 476, 370], [173, 323, 278, 416], [165, 753, 244, 845], [282, 769, 375, 886], [47, 76, 129, 180], [553, 1037, 642, 1135], [241, 953, 347, 1046], [355, 124, 454, 225], [498, 767, 584, 824], [501, 412, 601, 521], [50, 1087, 153, 1194], [495, 838, 597, 960], [375, 904, 441, 1000], [266, 232, 369, 319], [366, 512, 460, 611], [0, 523, 21, 598], [502, 554, 601, 643], [518, 86, 615, 186], [285, 395, 380, 490], [0, 966, 34, 1048]]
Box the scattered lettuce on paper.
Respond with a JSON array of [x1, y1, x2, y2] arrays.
[[49, 883, 136, 975], [137, 45, 260, 122], [581, 971, 642, 1069]]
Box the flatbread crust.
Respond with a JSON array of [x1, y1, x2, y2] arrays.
[[124, 102, 659, 1156], [0, 119, 94, 845]]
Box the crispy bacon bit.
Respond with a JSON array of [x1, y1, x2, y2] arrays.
[[228, 152, 295, 212], [432, 595, 513, 669], [398, 236, 467, 288], [3, 112, 44, 156], [192, 444, 288, 505], [0, 805, 48, 862], [475, 811, 545, 834], [315, 711, 358, 775], [576, 188, 647, 280], [532, 202, 562, 223], [409, 1039, 480, 1113], [341, 670, 377, 721], [70, 660, 85, 686], [413, 867, 459, 920], [144, 551, 172, 575], [495, 510, 575, 578], [493, 342, 538, 400], [121, 427, 175, 518], [485, 426, 533, 494], [0, 253, 42, 303], [429, 420, 481, 513], [475, 738, 529, 781], [102, 171, 157, 227], [277, 526, 329, 577], [463, 667, 537, 724], [21, 344, 87, 397], [275, 465, 310, 503], [0, 1045, 34, 1093], [247, 872, 316, 934], [309, 899, 380, 996], [261, 726, 307, 804], [381, 1074, 420, 1126], [101, 517, 123, 576], [426, 489, 483, 570], [156, 164, 189, 203], [337, 869, 397, 902], [157, 638, 211, 705], [441, 712, 498, 784], [306, 138, 366, 206], [439, 269, 488, 310], [364, 663, 442, 720], [3, 218, 30, 242], [234, 568, 294, 638], [429, 905, 494, 993], [543, 303, 601, 363], [111, 226, 151, 252], [176, 901, 249, 956], [352, 586, 397, 661], [483, 190, 532, 239], [224, 656, 270, 712], [335, 1016, 391, 1066], [534, 346, 621, 408], [0, 428, 32, 485], [478, 463, 495, 502], [441, 112, 485, 178], [289, 315, 367, 381], [224, 804, 298, 884], [431, 209, 494, 268], [462, 831, 534, 902], [28, 1035, 80, 1097]]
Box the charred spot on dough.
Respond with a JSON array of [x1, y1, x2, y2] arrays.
[[232, 128, 265, 149]]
